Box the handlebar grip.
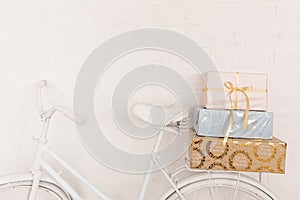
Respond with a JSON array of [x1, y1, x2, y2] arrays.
[[36, 79, 47, 117], [39, 79, 47, 88]]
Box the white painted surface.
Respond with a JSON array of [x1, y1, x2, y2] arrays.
[[0, 0, 299, 199]]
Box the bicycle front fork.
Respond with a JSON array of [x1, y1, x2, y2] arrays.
[[29, 169, 43, 200], [29, 119, 49, 200]]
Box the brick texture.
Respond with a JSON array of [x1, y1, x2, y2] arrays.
[[0, 0, 299, 199]]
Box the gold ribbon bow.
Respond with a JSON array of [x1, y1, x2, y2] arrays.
[[223, 81, 252, 146]]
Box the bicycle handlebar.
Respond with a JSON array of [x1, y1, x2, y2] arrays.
[[44, 105, 85, 125], [36, 79, 84, 125], [36, 79, 47, 118]]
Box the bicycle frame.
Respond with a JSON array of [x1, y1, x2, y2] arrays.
[[28, 80, 189, 200], [28, 117, 189, 200]]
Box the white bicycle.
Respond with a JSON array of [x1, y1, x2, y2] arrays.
[[0, 80, 279, 200]]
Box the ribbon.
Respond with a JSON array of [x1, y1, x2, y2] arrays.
[[222, 81, 252, 146], [202, 87, 266, 93]]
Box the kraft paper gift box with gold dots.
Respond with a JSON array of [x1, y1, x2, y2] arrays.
[[189, 131, 287, 174]]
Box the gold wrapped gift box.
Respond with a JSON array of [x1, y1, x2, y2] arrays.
[[190, 132, 287, 174]]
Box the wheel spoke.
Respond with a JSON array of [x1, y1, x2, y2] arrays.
[[232, 173, 241, 200], [207, 171, 215, 200]]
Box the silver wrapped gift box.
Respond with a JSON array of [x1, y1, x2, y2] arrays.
[[193, 108, 273, 139]]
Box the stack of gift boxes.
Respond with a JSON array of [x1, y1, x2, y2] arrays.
[[190, 71, 287, 174]]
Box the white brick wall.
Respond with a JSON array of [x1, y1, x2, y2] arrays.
[[0, 0, 299, 199]]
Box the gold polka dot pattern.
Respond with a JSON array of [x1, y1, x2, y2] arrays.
[[206, 140, 229, 159], [229, 150, 252, 170], [277, 154, 286, 174], [253, 143, 277, 162], [190, 130, 286, 174], [255, 166, 275, 173]]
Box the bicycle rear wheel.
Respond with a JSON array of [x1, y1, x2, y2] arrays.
[[0, 173, 71, 200], [161, 172, 278, 200]]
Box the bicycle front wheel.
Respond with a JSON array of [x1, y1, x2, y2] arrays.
[[0, 173, 71, 200], [161, 172, 278, 200]]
